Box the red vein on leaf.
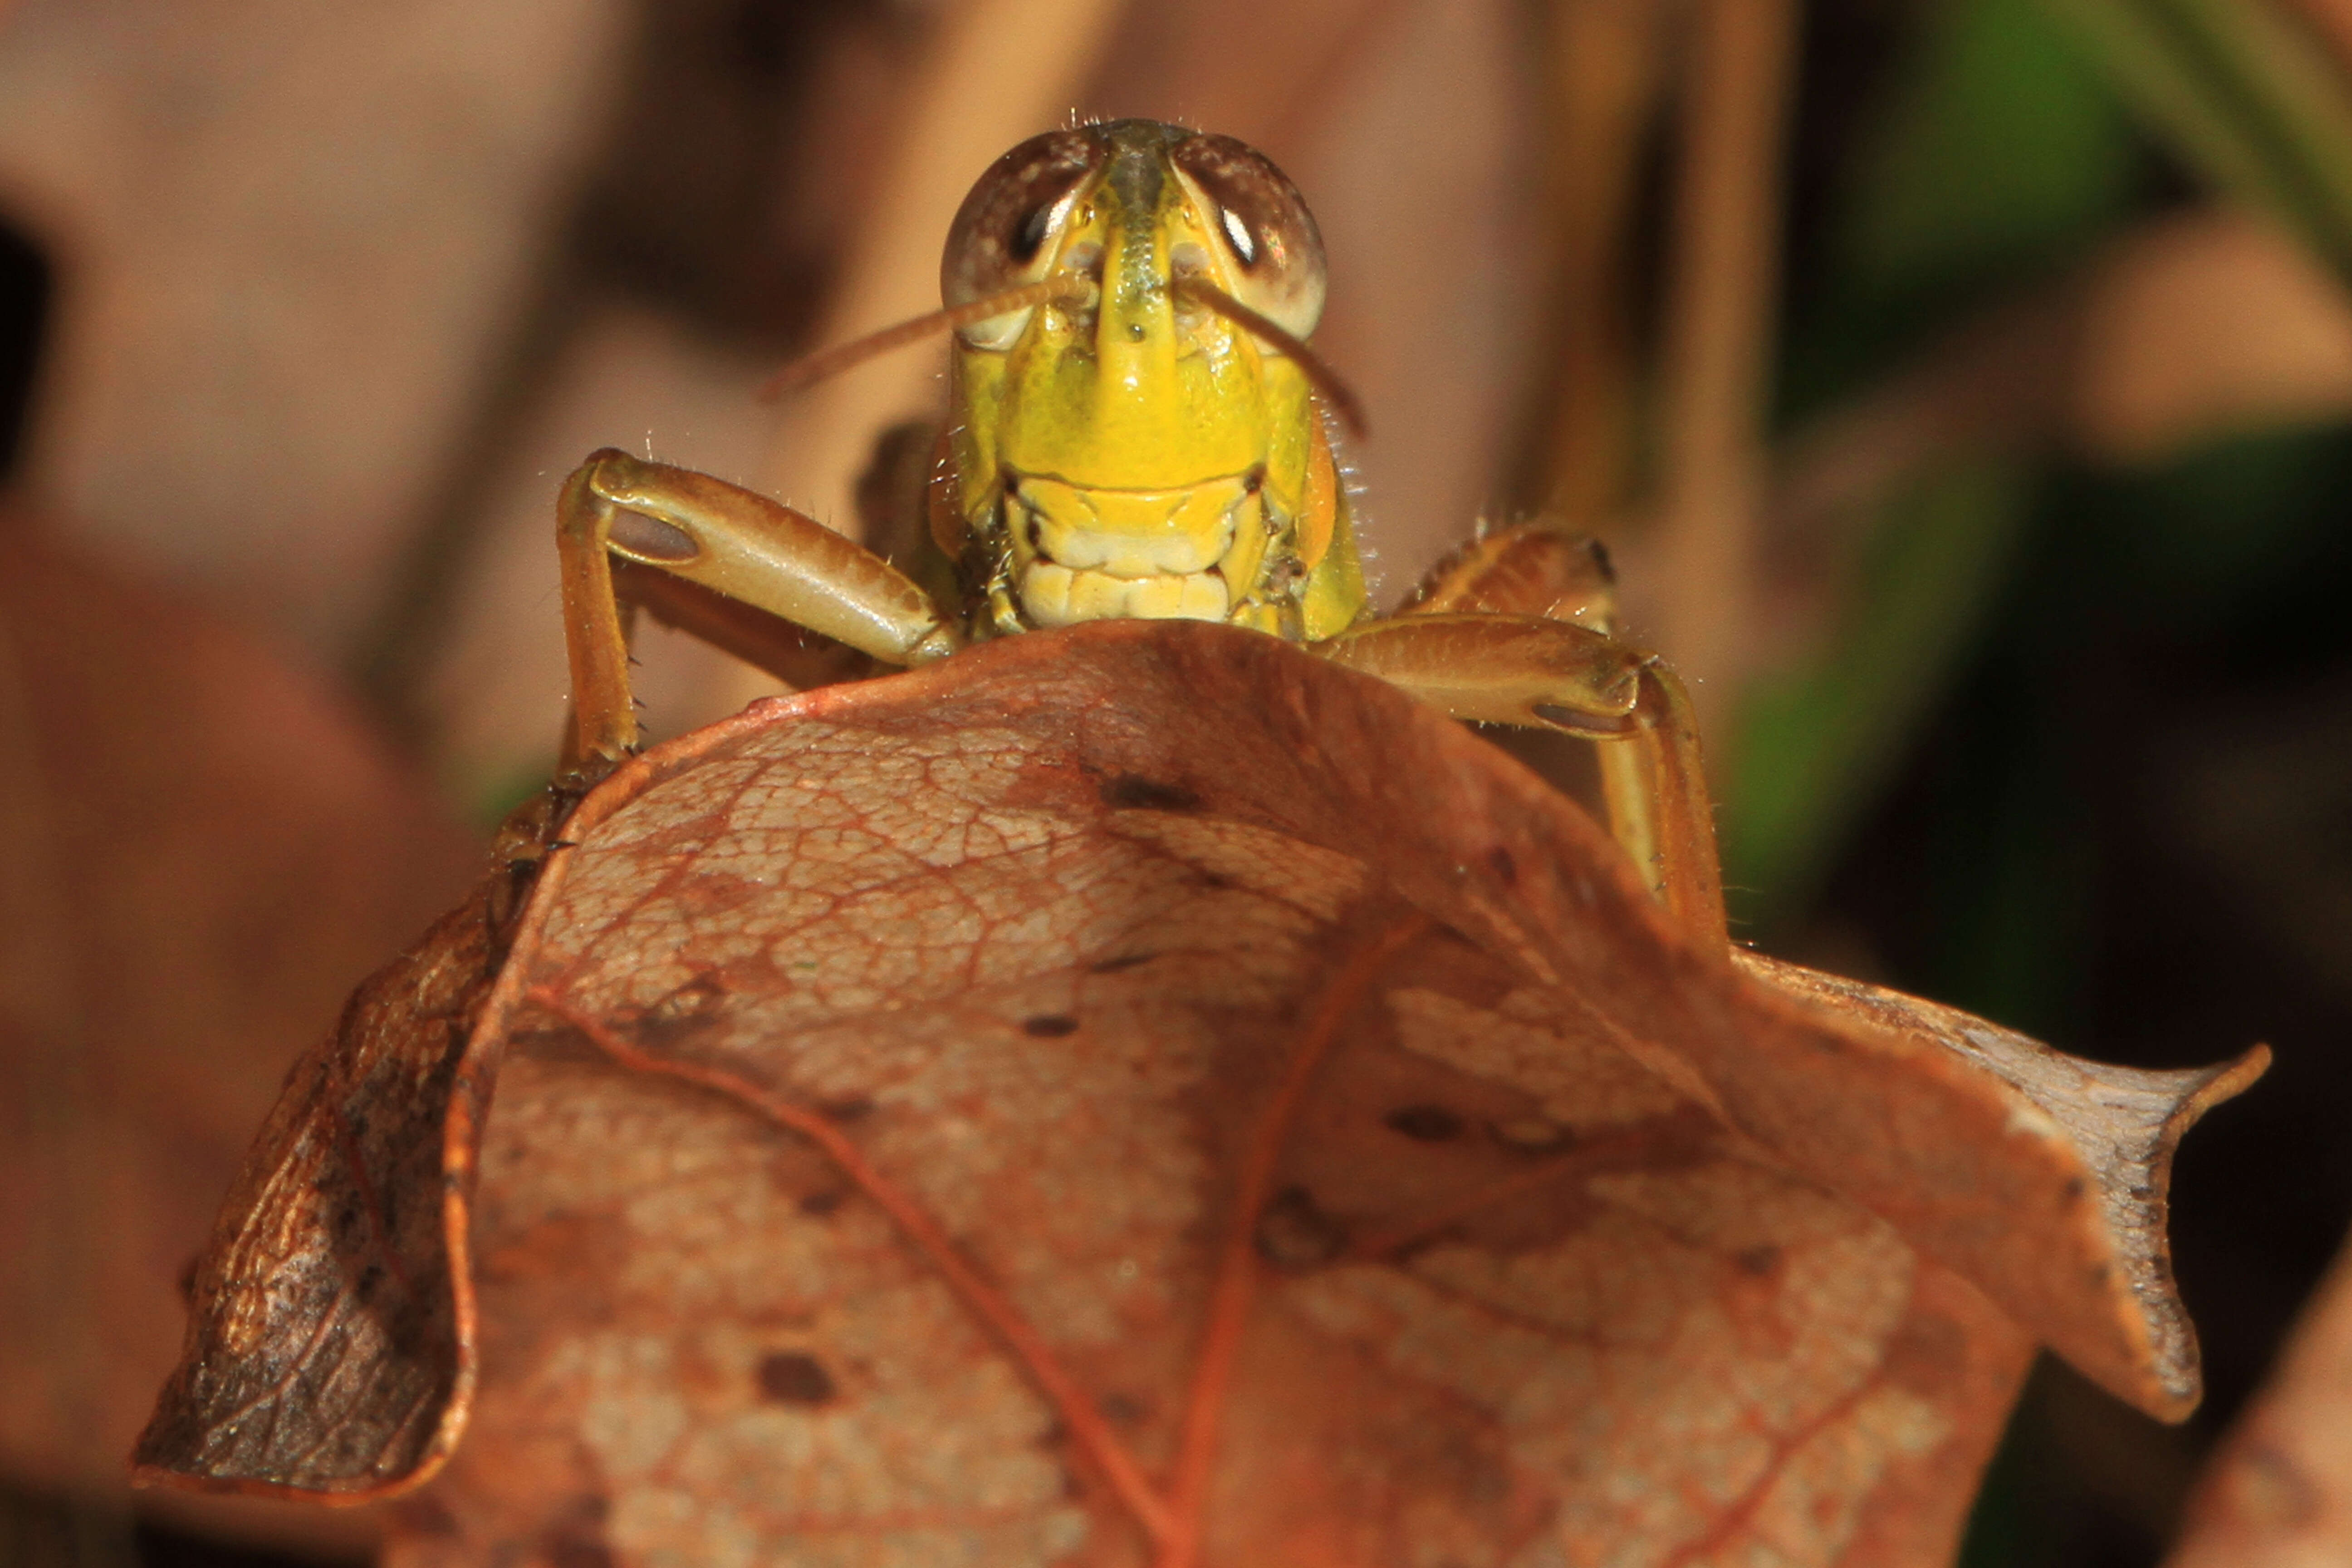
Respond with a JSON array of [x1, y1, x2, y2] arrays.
[[524, 987, 1176, 1550], [1161, 912, 1430, 1568], [1654, 1363, 1886, 1568]]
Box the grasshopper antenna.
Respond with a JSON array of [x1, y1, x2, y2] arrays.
[[758, 275, 1095, 401], [1173, 275, 1368, 439], [761, 271, 1370, 441]]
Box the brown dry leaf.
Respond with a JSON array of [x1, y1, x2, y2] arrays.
[[136, 622, 2262, 1567], [2070, 209, 2352, 465], [0, 523, 477, 1553], [0, 0, 629, 657], [127, 868, 531, 1503]]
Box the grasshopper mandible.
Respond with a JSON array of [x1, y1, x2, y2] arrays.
[[553, 119, 1724, 944]]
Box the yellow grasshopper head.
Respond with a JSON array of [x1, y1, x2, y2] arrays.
[[935, 120, 1366, 642]]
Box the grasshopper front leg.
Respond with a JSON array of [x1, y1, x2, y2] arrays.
[[557, 450, 964, 769], [1317, 528, 1726, 949]]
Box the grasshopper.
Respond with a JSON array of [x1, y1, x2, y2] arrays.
[[134, 134, 2261, 1568], [554, 119, 1722, 942]]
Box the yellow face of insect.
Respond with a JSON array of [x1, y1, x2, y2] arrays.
[[936, 120, 1362, 641]]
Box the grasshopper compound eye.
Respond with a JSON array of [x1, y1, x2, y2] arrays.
[[1170, 133, 1327, 341], [941, 129, 1098, 349]]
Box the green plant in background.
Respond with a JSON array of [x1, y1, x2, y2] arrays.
[[1726, 0, 2145, 935], [2048, 0, 2352, 273], [1798, 0, 2143, 401], [1727, 458, 2036, 930]]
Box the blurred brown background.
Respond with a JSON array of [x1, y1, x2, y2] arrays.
[[2, 0, 2349, 1563]]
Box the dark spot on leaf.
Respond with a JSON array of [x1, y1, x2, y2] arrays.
[[1384, 1105, 1466, 1142], [175, 1254, 199, 1307], [1099, 1392, 1147, 1424], [1022, 1014, 1079, 1038], [1101, 774, 1200, 811], [542, 1496, 613, 1568], [1411, 921, 1476, 960], [545, 1535, 616, 1568], [1734, 1245, 1780, 1277], [819, 1098, 873, 1123], [1090, 951, 1156, 973], [1485, 846, 1516, 887], [799, 1189, 844, 1216], [757, 1352, 838, 1406], [2063, 1176, 2087, 1202], [1256, 1185, 1349, 1271]]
